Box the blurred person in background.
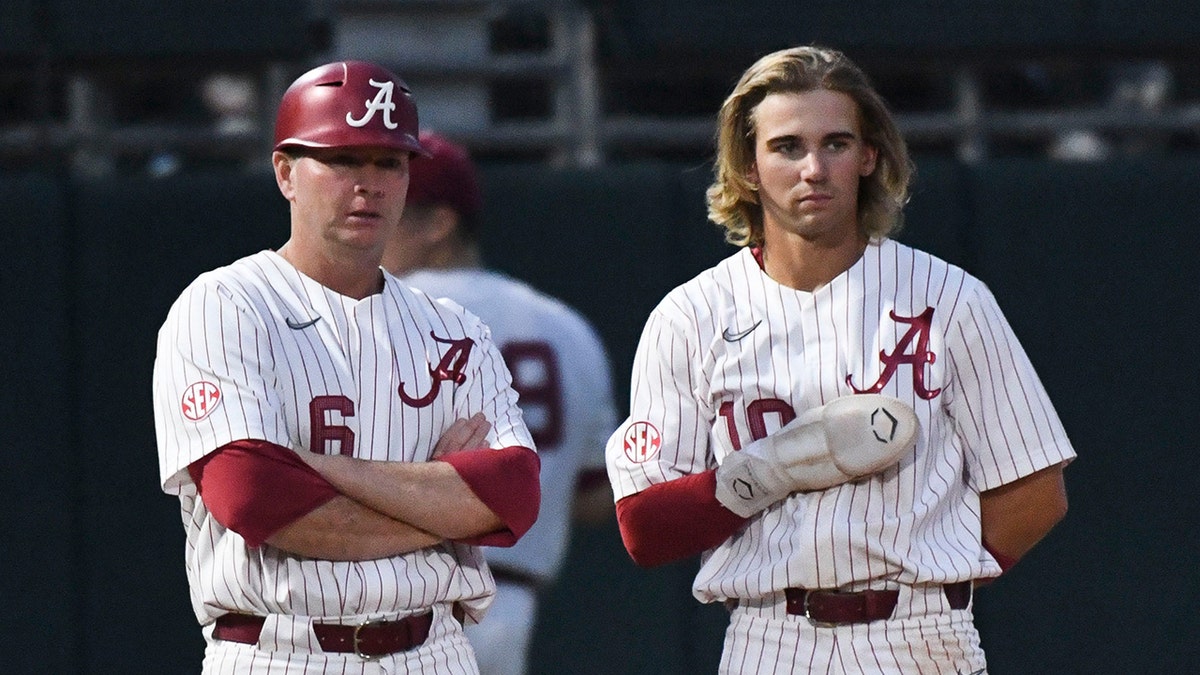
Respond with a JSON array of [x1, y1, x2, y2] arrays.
[[384, 130, 618, 675]]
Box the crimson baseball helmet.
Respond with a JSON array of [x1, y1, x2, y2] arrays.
[[406, 131, 483, 220], [273, 60, 428, 156]]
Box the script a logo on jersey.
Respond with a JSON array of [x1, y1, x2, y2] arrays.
[[346, 79, 400, 130], [623, 421, 661, 463], [398, 333, 475, 407], [181, 381, 221, 421], [847, 307, 942, 400]]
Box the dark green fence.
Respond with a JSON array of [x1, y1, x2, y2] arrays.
[[2, 157, 1196, 673]]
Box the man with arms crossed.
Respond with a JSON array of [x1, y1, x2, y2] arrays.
[[606, 46, 1074, 674], [153, 61, 539, 674]]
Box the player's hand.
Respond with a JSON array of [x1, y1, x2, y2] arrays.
[[714, 394, 919, 518], [431, 412, 491, 459]]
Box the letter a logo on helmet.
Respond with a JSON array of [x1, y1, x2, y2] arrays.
[[345, 79, 399, 130], [273, 61, 428, 156]]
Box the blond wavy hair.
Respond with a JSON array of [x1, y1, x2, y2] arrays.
[[706, 46, 914, 247]]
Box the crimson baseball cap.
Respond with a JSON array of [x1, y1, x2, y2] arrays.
[[406, 131, 482, 220]]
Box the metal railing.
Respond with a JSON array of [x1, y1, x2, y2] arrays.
[[4, 4, 1199, 173]]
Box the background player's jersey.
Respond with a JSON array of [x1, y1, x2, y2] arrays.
[[403, 268, 616, 582], [607, 240, 1076, 603], [153, 251, 533, 624]]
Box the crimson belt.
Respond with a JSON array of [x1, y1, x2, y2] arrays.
[[784, 581, 972, 626], [213, 611, 433, 659]]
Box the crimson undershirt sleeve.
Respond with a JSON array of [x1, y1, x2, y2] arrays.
[[438, 446, 540, 547], [187, 439, 339, 548], [615, 470, 749, 567]]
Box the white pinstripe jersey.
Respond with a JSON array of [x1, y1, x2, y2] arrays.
[[401, 268, 616, 582], [606, 239, 1075, 604], [153, 250, 533, 625]]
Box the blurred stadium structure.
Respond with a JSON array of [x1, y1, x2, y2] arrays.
[[5, 0, 1200, 173], [6, 3, 1200, 674]]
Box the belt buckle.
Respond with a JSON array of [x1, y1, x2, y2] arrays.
[[802, 591, 842, 628], [352, 617, 385, 661]]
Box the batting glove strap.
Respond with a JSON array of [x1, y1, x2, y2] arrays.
[[714, 448, 827, 518]]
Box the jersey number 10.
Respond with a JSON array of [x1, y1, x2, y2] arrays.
[[719, 398, 796, 451]]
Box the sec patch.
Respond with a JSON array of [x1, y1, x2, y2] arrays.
[[181, 381, 221, 421], [623, 421, 661, 463]]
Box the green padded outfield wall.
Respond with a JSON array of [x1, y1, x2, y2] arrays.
[[2, 158, 1197, 672], [0, 172, 75, 673], [69, 171, 288, 673], [965, 158, 1200, 674]]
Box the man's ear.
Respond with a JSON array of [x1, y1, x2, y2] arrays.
[[423, 205, 462, 246], [860, 144, 878, 177], [273, 151, 296, 201]]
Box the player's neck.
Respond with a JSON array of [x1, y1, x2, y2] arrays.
[[386, 243, 481, 277], [760, 229, 867, 292], [425, 243, 482, 271], [277, 242, 385, 299], [442, 244, 481, 270]]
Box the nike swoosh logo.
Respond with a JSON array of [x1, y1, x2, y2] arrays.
[[722, 320, 762, 342], [285, 316, 322, 330]]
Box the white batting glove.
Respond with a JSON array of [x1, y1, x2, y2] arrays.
[[714, 394, 918, 518]]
